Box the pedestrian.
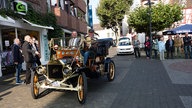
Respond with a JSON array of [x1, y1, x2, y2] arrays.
[[165, 35, 174, 59], [183, 32, 192, 59], [68, 31, 81, 48], [132, 36, 140, 58], [174, 34, 183, 58], [158, 36, 165, 60], [30, 37, 41, 66], [152, 36, 158, 59], [12, 38, 24, 84], [144, 36, 151, 59], [22, 35, 39, 84]]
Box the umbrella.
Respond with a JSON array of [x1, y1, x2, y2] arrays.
[[163, 24, 192, 35]]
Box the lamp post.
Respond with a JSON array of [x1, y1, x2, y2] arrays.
[[145, 0, 153, 59]]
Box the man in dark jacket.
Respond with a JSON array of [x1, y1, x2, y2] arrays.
[[183, 32, 191, 59], [166, 35, 174, 59], [12, 38, 24, 84], [22, 35, 39, 84]]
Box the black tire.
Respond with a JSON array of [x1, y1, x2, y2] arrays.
[[107, 61, 115, 81], [31, 71, 39, 99], [77, 72, 87, 104]]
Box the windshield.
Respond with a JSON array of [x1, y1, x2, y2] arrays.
[[119, 37, 130, 42], [118, 41, 131, 46]]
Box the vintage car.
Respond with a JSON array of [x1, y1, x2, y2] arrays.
[[30, 37, 115, 104]]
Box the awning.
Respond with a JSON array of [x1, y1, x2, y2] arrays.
[[22, 18, 54, 30], [163, 24, 192, 35], [0, 15, 15, 23]]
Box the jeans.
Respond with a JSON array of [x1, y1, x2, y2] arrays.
[[80, 50, 95, 65], [145, 48, 150, 58], [15, 63, 22, 83], [184, 46, 192, 59]]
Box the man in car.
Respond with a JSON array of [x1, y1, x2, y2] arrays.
[[80, 29, 98, 66], [68, 31, 81, 48]]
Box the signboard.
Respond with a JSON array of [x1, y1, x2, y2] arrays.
[[13, 0, 28, 15], [43, 35, 50, 61]]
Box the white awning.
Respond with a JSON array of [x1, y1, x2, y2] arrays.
[[63, 28, 72, 34], [0, 15, 15, 23], [22, 18, 54, 30]]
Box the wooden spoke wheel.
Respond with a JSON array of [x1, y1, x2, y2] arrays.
[[31, 71, 39, 99], [77, 72, 87, 104], [107, 61, 115, 81]]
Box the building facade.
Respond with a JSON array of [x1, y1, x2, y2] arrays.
[[0, 0, 89, 76]]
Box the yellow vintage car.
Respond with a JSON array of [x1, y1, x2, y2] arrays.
[[30, 37, 115, 104]]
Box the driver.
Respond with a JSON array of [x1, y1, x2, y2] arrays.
[[68, 31, 81, 49], [80, 29, 98, 66]]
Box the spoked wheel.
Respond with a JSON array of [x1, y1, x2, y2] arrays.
[[77, 72, 87, 104], [107, 61, 115, 81], [31, 71, 39, 99]]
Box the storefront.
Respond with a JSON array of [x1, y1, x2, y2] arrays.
[[0, 16, 53, 76]]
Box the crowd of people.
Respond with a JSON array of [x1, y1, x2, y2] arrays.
[[12, 35, 41, 84], [133, 32, 192, 60]]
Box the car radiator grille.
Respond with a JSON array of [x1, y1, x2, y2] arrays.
[[47, 64, 63, 79]]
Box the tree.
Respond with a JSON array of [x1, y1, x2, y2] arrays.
[[96, 0, 133, 43], [128, 3, 183, 35]]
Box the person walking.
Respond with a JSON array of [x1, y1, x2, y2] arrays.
[[174, 34, 183, 58], [133, 36, 140, 58], [165, 35, 174, 59], [144, 36, 151, 59], [158, 36, 165, 60], [183, 32, 192, 59], [12, 38, 24, 84], [22, 35, 39, 84]]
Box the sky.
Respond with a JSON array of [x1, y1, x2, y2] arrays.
[[90, 0, 141, 24]]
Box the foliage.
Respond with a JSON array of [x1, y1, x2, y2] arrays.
[[128, 3, 183, 35], [96, 0, 133, 33], [0, 3, 63, 40]]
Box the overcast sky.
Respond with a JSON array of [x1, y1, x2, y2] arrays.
[[90, 0, 141, 24]]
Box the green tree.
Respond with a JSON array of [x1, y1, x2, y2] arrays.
[[128, 3, 183, 35], [96, 0, 133, 42]]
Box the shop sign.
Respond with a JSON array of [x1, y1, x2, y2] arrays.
[[13, 0, 28, 15]]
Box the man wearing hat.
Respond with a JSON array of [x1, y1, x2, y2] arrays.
[[80, 29, 98, 66]]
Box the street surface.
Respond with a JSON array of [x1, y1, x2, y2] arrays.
[[0, 47, 192, 108]]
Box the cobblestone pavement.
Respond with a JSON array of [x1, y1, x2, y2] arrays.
[[0, 47, 192, 108]]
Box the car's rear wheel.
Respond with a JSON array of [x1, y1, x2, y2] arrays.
[[107, 61, 115, 81], [77, 72, 87, 104]]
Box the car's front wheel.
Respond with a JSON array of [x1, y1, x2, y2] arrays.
[[77, 72, 87, 104]]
